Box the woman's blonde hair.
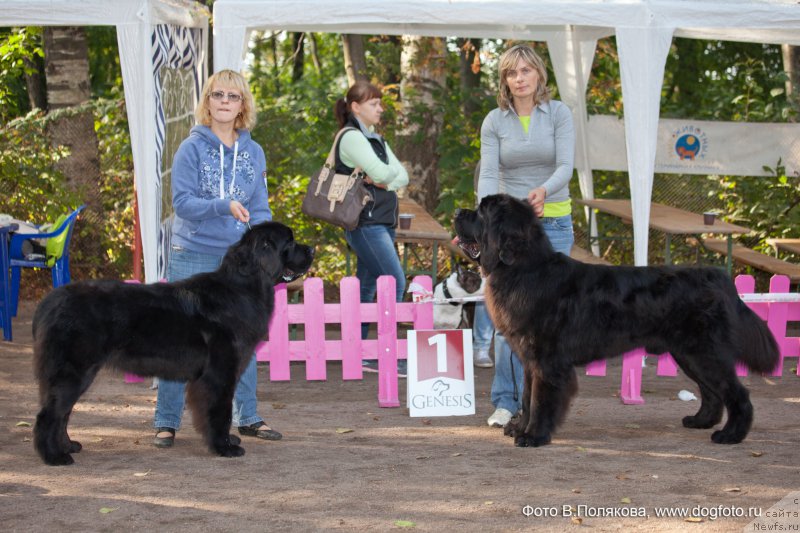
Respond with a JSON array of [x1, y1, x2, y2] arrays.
[[195, 69, 257, 130], [497, 44, 550, 111]]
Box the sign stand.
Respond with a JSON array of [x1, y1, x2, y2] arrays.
[[407, 329, 475, 417]]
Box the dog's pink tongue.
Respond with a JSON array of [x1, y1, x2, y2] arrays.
[[451, 237, 460, 245]]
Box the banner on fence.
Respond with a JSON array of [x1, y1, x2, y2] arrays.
[[406, 329, 475, 417]]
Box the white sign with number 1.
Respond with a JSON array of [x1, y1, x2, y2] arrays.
[[406, 329, 475, 417]]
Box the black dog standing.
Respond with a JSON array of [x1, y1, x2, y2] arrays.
[[455, 194, 779, 448], [32, 222, 313, 465]]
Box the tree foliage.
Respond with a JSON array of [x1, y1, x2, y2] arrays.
[[1, 26, 798, 284], [0, 27, 43, 122]]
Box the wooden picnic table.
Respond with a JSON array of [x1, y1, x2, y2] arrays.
[[345, 197, 453, 282], [766, 238, 800, 257], [395, 197, 452, 280], [575, 198, 752, 274]]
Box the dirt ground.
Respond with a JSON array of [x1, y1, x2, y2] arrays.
[[1, 300, 799, 532]]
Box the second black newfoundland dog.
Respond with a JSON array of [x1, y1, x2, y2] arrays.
[[33, 221, 313, 465], [455, 194, 778, 447]]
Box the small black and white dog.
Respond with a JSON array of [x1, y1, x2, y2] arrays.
[[433, 263, 484, 329]]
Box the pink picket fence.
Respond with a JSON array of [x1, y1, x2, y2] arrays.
[[586, 274, 800, 405], [254, 275, 433, 407], [125, 273, 797, 409]]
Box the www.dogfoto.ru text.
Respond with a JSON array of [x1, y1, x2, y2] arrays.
[[521, 504, 763, 521]]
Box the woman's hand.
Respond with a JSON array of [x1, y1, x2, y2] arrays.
[[230, 200, 250, 223], [364, 175, 387, 189], [527, 187, 546, 217]]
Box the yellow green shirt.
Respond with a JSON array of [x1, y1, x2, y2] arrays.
[[518, 115, 571, 218]]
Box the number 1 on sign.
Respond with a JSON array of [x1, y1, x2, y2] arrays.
[[428, 334, 448, 372]]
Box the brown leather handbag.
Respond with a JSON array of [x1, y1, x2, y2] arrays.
[[301, 128, 373, 231]]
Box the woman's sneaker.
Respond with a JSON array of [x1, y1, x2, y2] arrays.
[[473, 349, 493, 368], [487, 408, 513, 427]]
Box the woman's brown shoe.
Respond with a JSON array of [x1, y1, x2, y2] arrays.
[[153, 427, 175, 448], [238, 422, 282, 441]]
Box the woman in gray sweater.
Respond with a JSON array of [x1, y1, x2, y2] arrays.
[[476, 44, 576, 428]]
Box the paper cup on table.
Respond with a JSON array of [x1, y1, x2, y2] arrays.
[[398, 213, 415, 230], [703, 212, 716, 225]]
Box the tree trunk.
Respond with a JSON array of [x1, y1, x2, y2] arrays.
[[44, 26, 103, 267], [782, 44, 800, 111], [308, 33, 322, 74], [23, 53, 47, 111], [44, 27, 101, 196], [269, 32, 281, 93], [342, 34, 368, 86], [291, 32, 305, 82], [458, 38, 482, 118], [394, 36, 446, 213], [385, 36, 402, 87]]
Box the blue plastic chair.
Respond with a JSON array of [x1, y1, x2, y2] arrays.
[[0, 224, 17, 341], [8, 205, 86, 317]]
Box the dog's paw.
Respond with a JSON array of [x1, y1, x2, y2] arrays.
[[514, 433, 551, 448], [44, 453, 75, 466], [710, 430, 744, 445], [68, 440, 82, 453], [682, 415, 715, 429], [503, 418, 524, 438], [529, 434, 552, 447], [216, 444, 246, 457]]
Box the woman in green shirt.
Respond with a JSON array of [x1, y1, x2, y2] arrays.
[[333, 81, 409, 375]]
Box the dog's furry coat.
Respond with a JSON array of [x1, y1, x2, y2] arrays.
[[455, 194, 779, 447], [32, 222, 313, 465]]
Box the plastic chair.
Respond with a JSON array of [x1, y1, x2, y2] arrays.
[[8, 205, 86, 317], [0, 224, 17, 341]]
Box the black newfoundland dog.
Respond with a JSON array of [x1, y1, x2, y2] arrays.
[[455, 194, 779, 448], [33, 221, 314, 465]]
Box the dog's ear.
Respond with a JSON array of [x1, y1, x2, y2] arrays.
[[228, 234, 262, 278], [479, 209, 502, 273], [225, 226, 284, 280], [479, 195, 526, 271], [498, 249, 515, 266]]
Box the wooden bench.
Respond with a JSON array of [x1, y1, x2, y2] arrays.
[[570, 245, 612, 265], [698, 238, 800, 283]]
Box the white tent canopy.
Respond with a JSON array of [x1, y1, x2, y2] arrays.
[[214, 0, 800, 266], [2, 0, 208, 282]]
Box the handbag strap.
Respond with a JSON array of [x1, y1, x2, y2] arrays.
[[324, 127, 363, 175]]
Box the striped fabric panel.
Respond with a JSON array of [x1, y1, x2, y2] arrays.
[[151, 24, 205, 279]]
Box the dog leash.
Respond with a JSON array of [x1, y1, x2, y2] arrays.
[[406, 281, 485, 305]]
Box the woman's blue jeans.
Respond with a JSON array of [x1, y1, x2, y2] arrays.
[[491, 214, 574, 414], [153, 246, 262, 431], [345, 224, 406, 338]]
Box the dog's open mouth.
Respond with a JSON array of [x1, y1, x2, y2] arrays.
[[458, 240, 481, 260], [282, 268, 300, 282]]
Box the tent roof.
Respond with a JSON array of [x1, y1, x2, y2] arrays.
[[1, 0, 207, 28], [213, 0, 800, 44], [213, 0, 800, 268]]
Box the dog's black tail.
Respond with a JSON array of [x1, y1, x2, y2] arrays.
[[735, 300, 780, 374]]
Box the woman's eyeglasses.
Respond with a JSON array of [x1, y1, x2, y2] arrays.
[[209, 91, 243, 103]]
